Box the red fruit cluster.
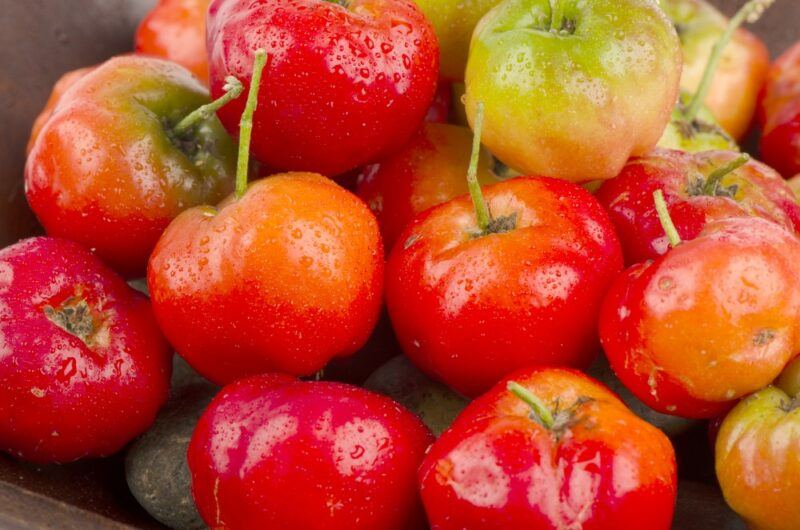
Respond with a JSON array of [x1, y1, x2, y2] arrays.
[[6, 0, 800, 529]]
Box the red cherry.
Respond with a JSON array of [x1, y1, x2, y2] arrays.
[[135, 0, 212, 84], [759, 41, 800, 177], [356, 122, 499, 251], [596, 148, 800, 265], [760, 114, 800, 178], [600, 196, 800, 418], [188, 375, 434, 529], [386, 106, 622, 397], [149, 50, 384, 385], [0, 237, 171, 463], [419, 367, 677, 529], [207, 0, 439, 176]]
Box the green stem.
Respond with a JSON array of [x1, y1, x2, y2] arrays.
[[549, 0, 565, 32], [173, 76, 243, 136], [235, 49, 268, 199], [703, 153, 750, 195], [684, 0, 775, 122], [653, 190, 681, 248], [467, 102, 491, 232], [507, 381, 555, 429]]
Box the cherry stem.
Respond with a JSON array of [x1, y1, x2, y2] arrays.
[[653, 190, 681, 248], [173, 77, 244, 136], [549, 0, 564, 32], [684, 0, 776, 123], [507, 381, 555, 429], [467, 101, 491, 232], [703, 153, 750, 195], [235, 49, 268, 199]]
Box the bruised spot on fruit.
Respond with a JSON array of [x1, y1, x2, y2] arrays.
[[404, 234, 420, 249], [753, 328, 776, 346], [43, 292, 110, 349], [781, 396, 800, 413], [434, 458, 454, 486], [657, 276, 674, 291]]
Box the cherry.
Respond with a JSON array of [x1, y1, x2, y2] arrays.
[[0, 237, 171, 463], [188, 375, 433, 529], [356, 122, 500, 251], [148, 50, 384, 384], [207, 0, 439, 176], [385, 104, 623, 396], [135, 0, 212, 84], [25, 55, 240, 277], [759, 41, 800, 178], [600, 190, 800, 418], [419, 367, 677, 529], [596, 148, 800, 265]]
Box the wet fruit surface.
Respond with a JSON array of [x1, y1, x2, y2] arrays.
[[26, 65, 95, 155], [759, 42, 800, 178], [660, 0, 769, 140], [207, 0, 439, 176], [148, 173, 384, 385], [465, 0, 682, 181], [601, 217, 800, 418], [716, 358, 800, 530], [135, 0, 212, 84], [0, 237, 171, 463], [25, 55, 237, 277], [419, 368, 677, 529], [387, 176, 623, 397], [189, 375, 434, 530], [356, 122, 500, 251], [596, 149, 800, 265]]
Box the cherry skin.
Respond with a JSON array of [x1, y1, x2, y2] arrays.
[[26, 65, 95, 155], [207, 0, 439, 177], [188, 375, 434, 530], [600, 215, 800, 419], [596, 148, 800, 265], [715, 357, 800, 530], [0, 237, 171, 463], [148, 173, 384, 385], [465, 0, 682, 182], [419, 367, 677, 530], [759, 41, 800, 178], [656, 0, 776, 153], [659, 0, 770, 141], [135, 0, 212, 84], [25, 55, 238, 277], [386, 176, 623, 397], [356, 122, 500, 251]]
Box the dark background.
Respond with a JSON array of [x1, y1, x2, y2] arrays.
[[0, 0, 798, 528]]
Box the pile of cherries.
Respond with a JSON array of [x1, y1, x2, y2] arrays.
[[5, 0, 800, 528]]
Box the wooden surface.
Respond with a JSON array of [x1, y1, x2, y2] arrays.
[[0, 0, 798, 528]]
